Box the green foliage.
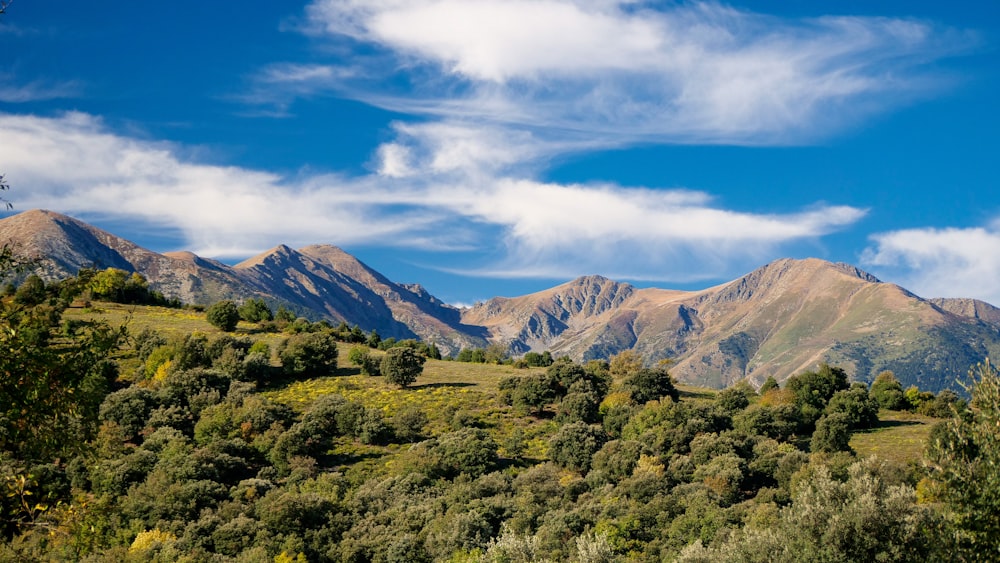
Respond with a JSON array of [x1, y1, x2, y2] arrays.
[[12, 275, 45, 306], [380, 347, 425, 388], [522, 351, 553, 367], [279, 332, 339, 377], [549, 422, 607, 473], [237, 297, 273, 323], [623, 367, 679, 404], [759, 376, 780, 394], [825, 385, 879, 429], [1, 286, 123, 461], [928, 359, 1000, 560], [810, 413, 854, 453], [680, 457, 942, 562], [205, 300, 240, 331], [870, 370, 907, 410]]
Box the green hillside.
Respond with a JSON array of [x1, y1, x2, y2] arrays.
[[3, 293, 993, 561]]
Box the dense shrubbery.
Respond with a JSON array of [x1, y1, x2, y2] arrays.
[[0, 266, 990, 561]]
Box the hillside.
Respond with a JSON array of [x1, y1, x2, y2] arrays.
[[0, 210, 486, 354], [463, 259, 1000, 390], [4, 209, 999, 391]]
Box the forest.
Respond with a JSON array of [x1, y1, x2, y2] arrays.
[[1, 264, 999, 562]]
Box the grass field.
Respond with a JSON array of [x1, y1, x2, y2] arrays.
[[850, 410, 938, 466]]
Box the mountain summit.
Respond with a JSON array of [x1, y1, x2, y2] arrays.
[[3, 209, 998, 391]]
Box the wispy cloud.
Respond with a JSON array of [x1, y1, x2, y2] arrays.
[[862, 224, 1000, 306], [0, 112, 865, 281], [284, 0, 970, 145], [0, 72, 80, 102]]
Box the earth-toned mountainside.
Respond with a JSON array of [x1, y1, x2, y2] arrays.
[[4, 209, 997, 391], [462, 259, 1000, 391], [0, 210, 486, 354], [234, 244, 487, 354], [0, 209, 258, 304]]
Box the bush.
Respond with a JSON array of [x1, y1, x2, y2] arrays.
[[380, 347, 425, 388], [279, 332, 339, 377], [206, 300, 240, 332], [238, 298, 273, 323], [870, 371, 907, 410], [549, 422, 607, 473], [623, 367, 679, 404], [810, 413, 853, 453]]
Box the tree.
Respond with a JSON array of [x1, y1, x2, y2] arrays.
[[206, 300, 240, 332], [380, 347, 425, 388], [623, 367, 679, 404], [927, 359, 1000, 559], [549, 422, 607, 473], [238, 298, 273, 323], [810, 413, 853, 453], [870, 371, 906, 410], [279, 332, 339, 377]]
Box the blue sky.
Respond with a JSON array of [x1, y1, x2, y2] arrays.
[[1, 1, 999, 306]]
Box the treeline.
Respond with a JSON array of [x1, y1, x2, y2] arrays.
[[3, 268, 182, 309], [1, 261, 998, 561]]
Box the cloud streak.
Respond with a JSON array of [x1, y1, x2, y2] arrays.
[[863, 224, 1000, 306], [1, 112, 864, 281], [287, 0, 969, 145]]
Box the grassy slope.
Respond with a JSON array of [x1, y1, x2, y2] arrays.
[[67, 302, 938, 469]]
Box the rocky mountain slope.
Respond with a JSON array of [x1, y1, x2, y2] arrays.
[[0, 210, 486, 354], [462, 259, 1000, 390], [3, 209, 997, 391]]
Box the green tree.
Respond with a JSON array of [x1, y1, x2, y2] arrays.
[[1, 265, 123, 462], [12, 275, 45, 306], [549, 422, 607, 473], [380, 347, 425, 388], [928, 359, 1000, 560], [810, 412, 853, 453], [206, 300, 240, 332], [238, 298, 273, 323], [623, 367, 679, 404], [759, 375, 780, 394], [279, 332, 339, 377], [870, 370, 907, 410], [511, 373, 556, 416]]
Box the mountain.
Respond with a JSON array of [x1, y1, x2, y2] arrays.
[[0, 210, 485, 354], [461, 259, 1000, 391], [3, 209, 997, 391]]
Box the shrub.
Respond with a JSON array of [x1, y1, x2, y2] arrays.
[[549, 422, 607, 473], [870, 371, 907, 410], [279, 332, 339, 377], [380, 347, 425, 388], [623, 367, 679, 404], [206, 300, 240, 332], [810, 413, 853, 453], [238, 298, 273, 323]]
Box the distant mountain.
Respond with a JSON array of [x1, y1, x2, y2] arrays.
[[462, 259, 1000, 391], [3, 209, 997, 391], [0, 210, 486, 354]]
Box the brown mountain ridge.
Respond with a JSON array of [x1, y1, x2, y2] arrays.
[[3, 209, 998, 391]]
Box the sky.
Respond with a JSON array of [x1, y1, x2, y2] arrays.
[[1, 1, 999, 307]]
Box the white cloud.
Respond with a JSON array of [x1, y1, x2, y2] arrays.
[[290, 0, 969, 145], [1, 111, 865, 281], [862, 226, 1000, 305], [0, 72, 80, 102]]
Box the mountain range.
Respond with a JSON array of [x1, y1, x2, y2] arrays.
[[4, 209, 999, 392]]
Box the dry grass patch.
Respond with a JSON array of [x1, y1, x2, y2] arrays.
[[850, 410, 937, 466]]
